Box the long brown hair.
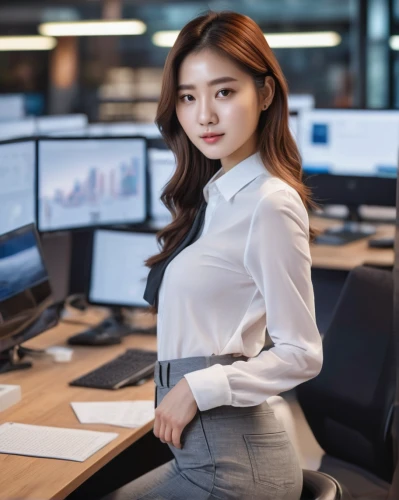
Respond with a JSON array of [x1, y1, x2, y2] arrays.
[[145, 10, 314, 273]]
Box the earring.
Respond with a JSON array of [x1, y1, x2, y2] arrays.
[[263, 104, 268, 110]]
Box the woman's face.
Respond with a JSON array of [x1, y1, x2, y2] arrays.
[[176, 49, 273, 171]]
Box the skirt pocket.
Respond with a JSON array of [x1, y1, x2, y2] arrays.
[[244, 431, 296, 491]]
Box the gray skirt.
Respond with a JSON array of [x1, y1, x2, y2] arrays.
[[104, 354, 303, 500]]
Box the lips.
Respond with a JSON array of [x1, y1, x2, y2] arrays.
[[200, 133, 224, 144], [201, 133, 223, 138]]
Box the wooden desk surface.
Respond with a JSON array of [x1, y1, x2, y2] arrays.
[[0, 319, 157, 500], [309, 216, 395, 270]]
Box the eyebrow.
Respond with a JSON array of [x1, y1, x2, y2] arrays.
[[177, 76, 238, 91]]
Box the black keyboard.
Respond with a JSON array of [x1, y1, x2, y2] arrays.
[[69, 349, 158, 390], [315, 230, 370, 246]]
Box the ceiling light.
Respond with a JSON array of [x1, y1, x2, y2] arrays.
[[265, 32, 341, 49], [390, 35, 399, 50], [38, 20, 146, 37], [152, 30, 341, 49], [152, 31, 180, 47], [0, 36, 57, 51]]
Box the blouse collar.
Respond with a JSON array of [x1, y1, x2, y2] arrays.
[[203, 152, 270, 202]]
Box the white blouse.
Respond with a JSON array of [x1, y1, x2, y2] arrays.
[[156, 152, 323, 412]]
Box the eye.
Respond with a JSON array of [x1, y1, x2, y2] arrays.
[[179, 94, 195, 103], [217, 89, 233, 98]]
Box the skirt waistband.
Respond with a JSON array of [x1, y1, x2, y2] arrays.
[[154, 353, 248, 388]]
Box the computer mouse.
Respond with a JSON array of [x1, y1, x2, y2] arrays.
[[367, 238, 394, 249], [67, 330, 122, 346]]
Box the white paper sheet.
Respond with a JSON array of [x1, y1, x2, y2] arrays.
[[71, 400, 155, 428], [0, 422, 118, 462]]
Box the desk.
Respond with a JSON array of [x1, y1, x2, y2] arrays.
[[0, 320, 157, 500], [309, 216, 395, 270]]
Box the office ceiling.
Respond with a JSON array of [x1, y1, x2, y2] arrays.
[[0, 0, 355, 28], [0, 0, 354, 71]]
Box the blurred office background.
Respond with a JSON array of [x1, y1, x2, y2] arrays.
[[0, 0, 398, 121]]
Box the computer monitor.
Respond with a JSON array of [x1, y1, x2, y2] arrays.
[[0, 224, 58, 372], [84, 122, 162, 139], [288, 94, 315, 113], [88, 229, 159, 308], [289, 113, 299, 142], [0, 94, 25, 121], [0, 118, 36, 141], [299, 109, 399, 243], [86, 123, 110, 137], [106, 123, 141, 137], [107, 122, 161, 139], [47, 128, 88, 138], [36, 114, 88, 135], [37, 137, 147, 232], [148, 148, 176, 222], [299, 109, 399, 205], [0, 139, 36, 235]]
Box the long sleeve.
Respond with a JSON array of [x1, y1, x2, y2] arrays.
[[184, 187, 323, 411]]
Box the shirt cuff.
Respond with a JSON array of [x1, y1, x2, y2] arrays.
[[184, 364, 232, 411]]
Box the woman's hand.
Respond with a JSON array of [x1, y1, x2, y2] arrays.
[[153, 378, 198, 449]]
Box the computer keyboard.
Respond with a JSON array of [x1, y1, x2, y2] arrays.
[[315, 230, 371, 246], [69, 349, 158, 390]]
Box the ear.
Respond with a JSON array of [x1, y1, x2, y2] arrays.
[[260, 75, 275, 111]]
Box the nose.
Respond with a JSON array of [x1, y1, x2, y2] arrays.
[[197, 98, 218, 126]]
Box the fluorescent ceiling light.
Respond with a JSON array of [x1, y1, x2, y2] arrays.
[[39, 20, 146, 37], [152, 31, 180, 47], [0, 36, 57, 51], [390, 35, 399, 50], [152, 30, 341, 49], [265, 32, 341, 48]]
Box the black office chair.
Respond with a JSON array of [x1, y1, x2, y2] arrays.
[[297, 265, 395, 500], [301, 469, 343, 499]]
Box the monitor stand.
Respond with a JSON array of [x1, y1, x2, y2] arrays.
[[315, 205, 376, 246], [67, 307, 156, 346], [92, 307, 136, 337], [0, 346, 33, 374], [92, 307, 157, 335]]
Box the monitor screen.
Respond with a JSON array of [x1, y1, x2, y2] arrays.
[[0, 140, 36, 235], [0, 226, 47, 303], [0, 118, 36, 141], [37, 138, 147, 232], [0, 224, 53, 343], [86, 124, 110, 137], [108, 122, 161, 138], [299, 109, 399, 177], [36, 114, 88, 135], [288, 114, 299, 142], [288, 94, 315, 113], [0, 94, 25, 121], [47, 128, 88, 138], [89, 229, 159, 308], [149, 148, 176, 221]]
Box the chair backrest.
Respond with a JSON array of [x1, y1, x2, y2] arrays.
[[297, 265, 395, 483], [301, 469, 342, 500]]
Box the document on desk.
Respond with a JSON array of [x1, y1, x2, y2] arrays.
[[0, 422, 118, 462], [71, 400, 155, 428]]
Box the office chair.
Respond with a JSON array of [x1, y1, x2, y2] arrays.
[[297, 265, 395, 500], [301, 469, 342, 499]]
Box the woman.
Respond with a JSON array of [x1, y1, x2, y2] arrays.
[[106, 10, 322, 500]]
